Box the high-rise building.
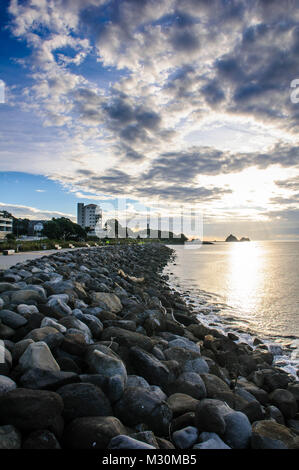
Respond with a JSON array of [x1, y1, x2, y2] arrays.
[[77, 203, 102, 234], [0, 211, 13, 240]]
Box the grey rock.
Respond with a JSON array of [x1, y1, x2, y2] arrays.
[[127, 375, 150, 389], [41, 317, 67, 333], [10, 289, 46, 304], [223, 411, 252, 449], [194, 432, 231, 449], [85, 345, 127, 402], [114, 386, 172, 436], [172, 426, 199, 449], [17, 304, 39, 315], [170, 372, 207, 400], [0, 309, 27, 328], [22, 430, 61, 449], [19, 341, 60, 372], [167, 393, 199, 417]]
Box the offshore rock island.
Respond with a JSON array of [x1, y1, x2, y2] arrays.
[[225, 234, 251, 242], [0, 244, 298, 449]]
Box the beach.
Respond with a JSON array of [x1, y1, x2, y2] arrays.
[[0, 243, 298, 449]]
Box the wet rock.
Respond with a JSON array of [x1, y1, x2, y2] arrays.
[[22, 430, 61, 449], [0, 310, 27, 328], [172, 426, 199, 449], [0, 322, 15, 340], [108, 435, 155, 449], [252, 420, 299, 449], [269, 389, 298, 419], [114, 386, 172, 436], [56, 382, 112, 422], [156, 437, 175, 449], [64, 416, 127, 449], [0, 425, 22, 449], [0, 388, 63, 433], [19, 341, 60, 372], [250, 368, 290, 392]]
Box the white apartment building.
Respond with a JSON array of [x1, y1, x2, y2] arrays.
[[0, 211, 13, 240], [77, 203, 102, 234]]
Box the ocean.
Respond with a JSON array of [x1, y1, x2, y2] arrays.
[[164, 241, 299, 376]]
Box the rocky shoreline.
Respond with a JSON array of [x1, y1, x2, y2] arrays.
[[0, 243, 298, 449]]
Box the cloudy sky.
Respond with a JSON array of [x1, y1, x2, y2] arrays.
[[0, 0, 299, 239]]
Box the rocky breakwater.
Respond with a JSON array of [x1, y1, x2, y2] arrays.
[[0, 243, 298, 450]]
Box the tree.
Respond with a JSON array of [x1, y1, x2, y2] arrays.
[[6, 233, 16, 241], [42, 217, 86, 241], [12, 218, 30, 236]]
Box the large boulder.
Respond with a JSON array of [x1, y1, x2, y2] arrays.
[[223, 410, 252, 449], [114, 386, 172, 436], [269, 389, 298, 419], [101, 327, 154, 352], [195, 399, 230, 435], [19, 368, 79, 390], [169, 372, 207, 400], [0, 310, 27, 328], [0, 388, 63, 433], [19, 341, 60, 372], [85, 345, 127, 402], [200, 373, 231, 397], [129, 346, 173, 388], [10, 289, 47, 305], [92, 293, 122, 313], [56, 382, 112, 422], [252, 420, 299, 449], [172, 426, 199, 449], [167, 393, 199, 417], [64, 416, 127, 449]]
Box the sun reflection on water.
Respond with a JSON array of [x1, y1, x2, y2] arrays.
[[226, 242, 265, 317]]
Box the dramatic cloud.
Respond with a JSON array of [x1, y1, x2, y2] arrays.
[[1, 0, 299, 236]]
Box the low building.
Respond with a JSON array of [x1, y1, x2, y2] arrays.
[[0, 211, 13, 240], [27, 220, 46, 236]]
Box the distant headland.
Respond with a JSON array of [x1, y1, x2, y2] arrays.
[[225, 234, 250, 242]]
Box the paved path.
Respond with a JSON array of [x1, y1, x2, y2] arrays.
[[0, 248, 85, 269]]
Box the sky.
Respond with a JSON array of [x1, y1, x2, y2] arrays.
[[0, 0, 299, 240]]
